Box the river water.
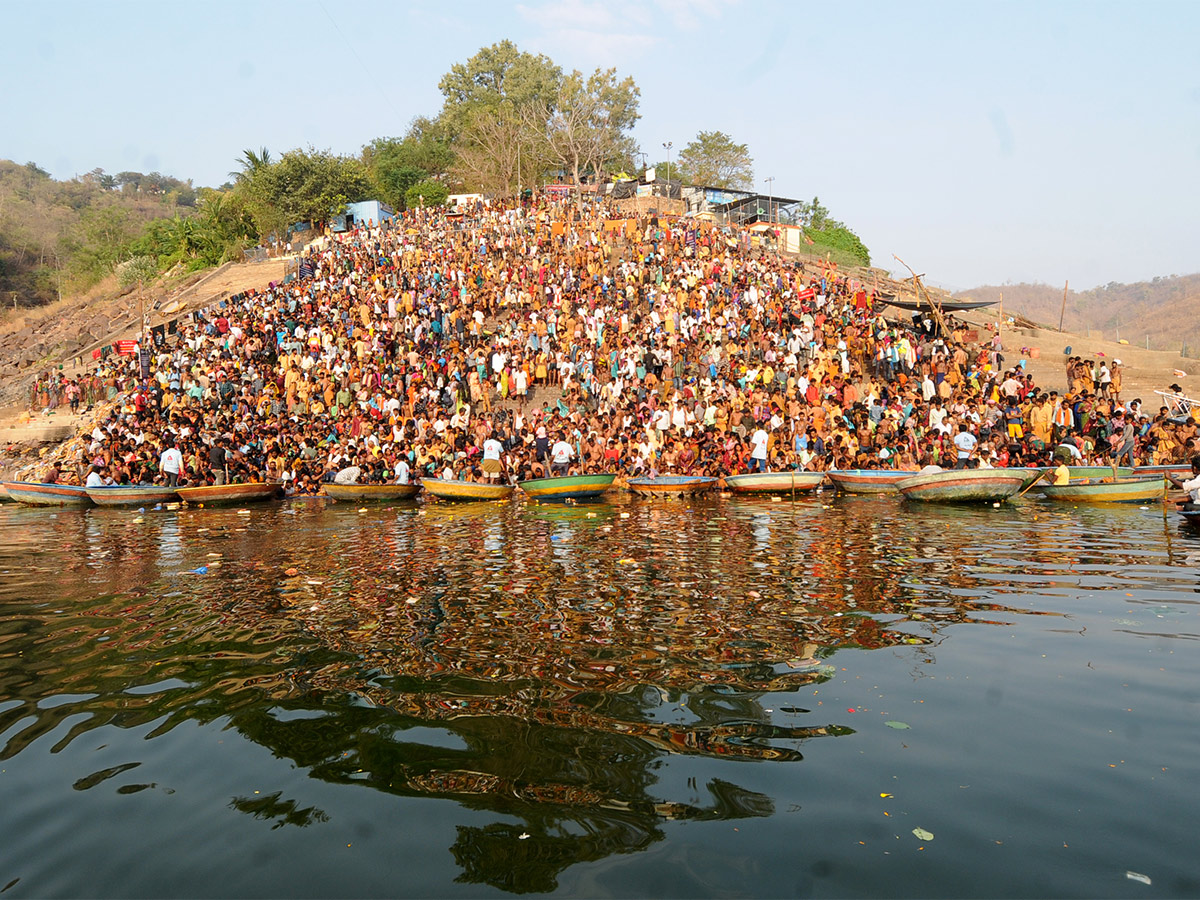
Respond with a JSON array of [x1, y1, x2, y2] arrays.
[[0, 492, 1197, 897]]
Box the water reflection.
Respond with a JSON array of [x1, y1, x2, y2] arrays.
[[1, 496, 1195, 893]]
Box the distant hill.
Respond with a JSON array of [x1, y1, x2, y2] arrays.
[[0, 160, 198, 307], [955, 274, 1200, 355]]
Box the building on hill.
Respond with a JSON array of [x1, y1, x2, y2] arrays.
[[329, 200, 394, 233]]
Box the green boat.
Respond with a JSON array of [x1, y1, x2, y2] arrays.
[[1042, 474, 1166, 504], [518, 473, 617, 502]]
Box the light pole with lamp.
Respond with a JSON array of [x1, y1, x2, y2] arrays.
[[662, 141, 673, 202], [765, 176, 774, 224]]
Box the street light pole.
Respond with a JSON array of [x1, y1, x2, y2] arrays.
[[765, 176, 774, 224], [662, 141, 673, 200]]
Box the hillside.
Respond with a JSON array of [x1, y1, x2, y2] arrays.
[[955, 274, 1200, 355], [0, 160, 200, 306]]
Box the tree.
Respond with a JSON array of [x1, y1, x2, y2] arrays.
[[244, 148, 371, 238], [677, 131, 753, 189], [437, 40, 562, 137], [451, 105, 545, 198], [229, 147, 273, 184], [405, 179, 448, 208], [534, 67, 640, 203]]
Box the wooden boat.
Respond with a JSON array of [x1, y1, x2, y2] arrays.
[[825, 469, 919, 494], [519, 473, 617, 501], [896, 468, 1029, 503], [86, 484, 180, 507], [324, 482, 421, 502], [1042, 474, 1167, 504], [1179, 505, 1200, 527], [0, 484, 11, 502], [420, 478, 514, 502], [626, 475, 716, 496], [724, 471, 825, 494], [1133, 464, 1191, 480], [2, 481, 93, 507], [1045, 465, 1135, 479], [176, 482, 280, 505]]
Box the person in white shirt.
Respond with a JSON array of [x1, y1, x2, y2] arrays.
[[550, 435, 574, 475], [160, 441, 183, 487], [85, 465, 105, 488], [393, 457, 410, 485], [481, 437, 504, 481], [1169, 454, 1200, 508], [749, 426, 769, 472], [952, 424, 978, 469]]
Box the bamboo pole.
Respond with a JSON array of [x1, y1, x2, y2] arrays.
[[1058, 280, 1068, 332]]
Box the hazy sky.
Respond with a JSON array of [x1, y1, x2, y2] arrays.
[[3, 0, 1197, 290]]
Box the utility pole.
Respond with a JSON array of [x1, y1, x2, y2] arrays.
[[765, 176, 774, 224], [1058, 280, 1068, 332]]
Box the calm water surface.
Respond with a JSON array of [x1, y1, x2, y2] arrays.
[[0, 492, 1197, 897]]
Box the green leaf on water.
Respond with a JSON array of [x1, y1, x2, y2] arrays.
[[885, 721, 911, 729], [912, 828, 934, 841]]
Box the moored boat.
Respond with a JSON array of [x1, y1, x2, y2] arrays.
[[825, 469, 919, 494], [324, 482, 421, 502], [1133, 464, 1191, 480], [86, 484, 180, 507], [626, 475, 716, 496], [2, 481, 93, 507], [1041, 474, 1166, 504], [896, 468, 1029, 503], [519, 473, 617, 502], [724, 471, 825, 494], [1045, 465, 1135, 479], [176, 482, 280, 505], [420, 478, 515, 502]]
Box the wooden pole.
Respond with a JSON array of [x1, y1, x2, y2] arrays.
[[1058, 280, 1068, 332]]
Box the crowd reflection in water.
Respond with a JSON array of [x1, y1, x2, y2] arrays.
[[0, 496, 1139, 891]]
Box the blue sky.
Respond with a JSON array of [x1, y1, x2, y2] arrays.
[[3, 0, 1197, 290]]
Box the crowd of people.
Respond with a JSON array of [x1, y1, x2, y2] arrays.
[[30, 194, 1200, 493]]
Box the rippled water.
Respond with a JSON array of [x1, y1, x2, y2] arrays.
[[0, 493, 1197, 897]]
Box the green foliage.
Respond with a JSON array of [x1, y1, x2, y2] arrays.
[[540, 67, 641, 198], [115, 255, 158, 288], [243, 147, 371, 237], [405, 179, 449, 208], [677, 131, 753, 189], [437, 40, 563, 136], [362, 135, 439, 209], [62, 205, 143, 285], [230, 147, 273, 183], [807, 225, 871, 267], [131, 187, 258, 270]]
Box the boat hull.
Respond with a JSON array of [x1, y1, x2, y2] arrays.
[[1045, 465, 1136, 479], [86, 485, 180, 507], [1133, 464, 1191, 480], [1042, 475, 1167, 504], [627, 476, 716, 496], [724, 471, 825, 494], [825, 469, 918, 494], [176, 483, 280, 505], [897, 469, 1028, 503], [324, 483, 421, 502], [420, 478, 515, 501], [519, 473, 617, 501], [2, 482, 92, 507]]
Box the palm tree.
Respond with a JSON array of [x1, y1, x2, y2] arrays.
[[229, 147, 273, 183]]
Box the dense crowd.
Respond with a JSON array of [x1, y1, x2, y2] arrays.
[[33, 195, 1200, 491]]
